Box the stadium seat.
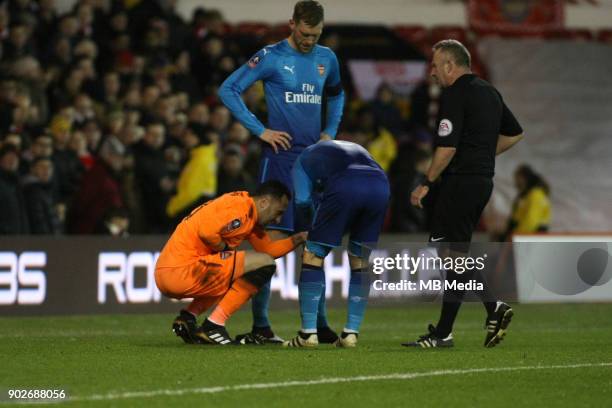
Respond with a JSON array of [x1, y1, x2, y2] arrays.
[[393, 25, 429, 45], [545, 29, 594, 41], [596, 29, 612, 43]]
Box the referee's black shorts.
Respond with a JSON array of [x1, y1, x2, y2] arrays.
[[428, 175, 493, 250]]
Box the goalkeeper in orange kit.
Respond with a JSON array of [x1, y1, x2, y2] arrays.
[[155, 181, 306, 345]]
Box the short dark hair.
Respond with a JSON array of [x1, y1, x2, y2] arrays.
[[253, 180, 292, 201], [293, 0, 324, 26], [516, 164, 550, 196], [432, 39, 471, 68]]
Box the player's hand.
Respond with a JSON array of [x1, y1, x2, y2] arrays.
[[319, 133, 332, 142], [291, 231, 308, 246], [410, 185, 429, 209], [260, 129, 292, 153]]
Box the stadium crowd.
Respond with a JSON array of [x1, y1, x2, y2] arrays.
[[0, 0, 437, 236]]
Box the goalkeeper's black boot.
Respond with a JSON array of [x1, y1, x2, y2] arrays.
[[194, 319, 233, 345], [484, 302, 514, 348], [172, 309, 201, 344], [236, 326, 284, 344], [401, 324, 454, 348], [317, 326, 339, 344]]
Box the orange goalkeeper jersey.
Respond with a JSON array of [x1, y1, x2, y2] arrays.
[[156, 191, 294, 268]]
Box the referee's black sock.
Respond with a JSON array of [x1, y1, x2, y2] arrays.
[[435, 269, 468, 338], [474, 270, 498, 315]]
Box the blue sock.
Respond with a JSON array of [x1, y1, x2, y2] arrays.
[[299, 265, 325, 333], [251, 280, 271, 328], [317, 281, 329, 328], [346, 268, 370, 333]]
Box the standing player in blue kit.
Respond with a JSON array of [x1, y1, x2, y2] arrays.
[[219, 1, 345, 343], [284, 140, 390, 348]]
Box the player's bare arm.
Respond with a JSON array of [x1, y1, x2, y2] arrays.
[[411, 147, 456, 208], [496, 133, 524, 155]]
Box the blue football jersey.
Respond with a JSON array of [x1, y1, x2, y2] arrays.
[[219, 39, 344, 160], [292, 140, 384, 229]]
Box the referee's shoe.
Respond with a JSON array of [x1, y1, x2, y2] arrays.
[[401, 324, 454, 348], [484, 302, 514, 348]]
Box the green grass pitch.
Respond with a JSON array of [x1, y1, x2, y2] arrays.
[[2, 304, 612, 407]]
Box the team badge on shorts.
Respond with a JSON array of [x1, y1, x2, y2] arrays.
[[317, 64, 325, 76], [438, 119, 453, 137], [224, 219, 242, 232]]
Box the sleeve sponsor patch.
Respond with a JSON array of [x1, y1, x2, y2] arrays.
[[438, 119, 453, 137], [223, 219, 242, 232], [247, 55, 261, 68]]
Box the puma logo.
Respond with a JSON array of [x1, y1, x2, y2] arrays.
[[283, 65, 295, 74]]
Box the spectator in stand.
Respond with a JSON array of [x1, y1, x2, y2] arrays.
[[97, 71, 122, 113], [501, 164, 552, 240], [370, 83, 404, 135], [67, 136, 125, 234], [188, 102, 210, 127], [81, 119, 103, 153], [166, 123, 218, 223], [94, 207, 130, 237], [217, 144, 256, 196], [72, 92, 97, 127], [11, 56, 49, 127], [69, 129, 95, 170], [140, 84, 161, 123], [410, 76, 442, 134], [209, 104, 231, 141], [2, 20, 35, 61], [22, 156, 62, 234], [227, 121, 261, 177], [50, 110, 84, 205], [0, 143, 29, 234], [133, 121, 174, 233], [21, 133, 53, 173], [171, 50, 202, 102], [352, 106, 397, 173]]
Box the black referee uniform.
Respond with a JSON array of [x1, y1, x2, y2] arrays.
[[423, 73, 523, 344], [430, 73, 522, 246]]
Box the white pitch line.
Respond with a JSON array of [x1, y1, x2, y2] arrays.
[[64, 362, 612, 403]]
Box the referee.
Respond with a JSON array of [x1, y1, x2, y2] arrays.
[[403, 39, 524, 348]]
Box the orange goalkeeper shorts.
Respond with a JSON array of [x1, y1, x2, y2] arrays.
[[155, 250, 245, 299]]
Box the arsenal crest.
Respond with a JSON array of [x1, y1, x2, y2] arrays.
[[317, 64, 325, 76]]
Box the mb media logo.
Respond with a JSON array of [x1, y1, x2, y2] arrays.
[[98, 252, 162, 304], [0, 252, 47, 305]]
